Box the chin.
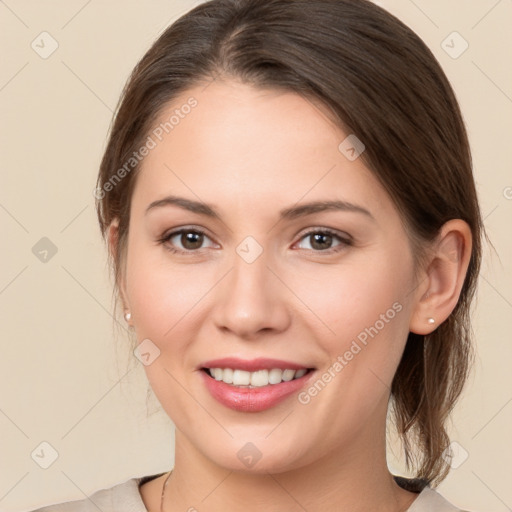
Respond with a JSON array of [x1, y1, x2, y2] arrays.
[[195, 436, 311, 475]]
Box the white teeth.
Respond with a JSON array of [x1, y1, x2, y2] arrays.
[[232, 369, 251, 386], [268, 368, 283, 384], [248, 369, 268, 387], [281, 369, 295, 381], [207, 367, 309, 386], [222, 368, 234, 384]]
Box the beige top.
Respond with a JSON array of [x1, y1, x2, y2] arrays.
[[29, 473, 471, 512]]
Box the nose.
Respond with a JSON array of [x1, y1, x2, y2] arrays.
[[212, 247, 292, 340]]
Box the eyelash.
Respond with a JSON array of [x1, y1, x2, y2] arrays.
[[157, 226, 353, 256]]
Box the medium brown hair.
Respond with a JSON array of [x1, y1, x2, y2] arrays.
[[96, 0, 484, 486]]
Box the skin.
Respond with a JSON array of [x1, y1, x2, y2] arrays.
[[109, 79, 472, 512]]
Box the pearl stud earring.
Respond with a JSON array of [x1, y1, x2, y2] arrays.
[[427, 317, 435, 324], [124, 312, 132, 322]]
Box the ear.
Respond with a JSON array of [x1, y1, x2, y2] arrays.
[[409, 219, 472, 335], [107, 218, 130, 314]]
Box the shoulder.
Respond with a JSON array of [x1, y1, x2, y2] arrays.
[[27, 473, 165, 512], [408, 486, 475, 512], [393, 476, 475, 512]]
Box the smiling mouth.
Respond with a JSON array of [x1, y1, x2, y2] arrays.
[[202, 367, 315, 387]]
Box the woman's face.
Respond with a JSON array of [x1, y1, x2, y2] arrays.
[[121, 79, 420, 473]]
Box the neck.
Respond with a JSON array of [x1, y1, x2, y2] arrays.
[[162, 423, 417, 512]]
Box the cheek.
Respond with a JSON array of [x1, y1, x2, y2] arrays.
[[291, 249, 413, 347], [289, 254, 413, 435], [289, 248, 414, 412], [124, 244, 213, 422], [124, 235, 213, 338]]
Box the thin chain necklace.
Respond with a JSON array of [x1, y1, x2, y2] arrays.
[[160, 470, 173, 512]]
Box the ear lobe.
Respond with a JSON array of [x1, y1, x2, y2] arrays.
[[409, 219, 472, 335]]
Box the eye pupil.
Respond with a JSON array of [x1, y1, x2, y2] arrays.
[[311, 233, 332, 250], [182, 231, 203, 250]]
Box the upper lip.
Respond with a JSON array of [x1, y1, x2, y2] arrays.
[[199, 357, 314, 372]]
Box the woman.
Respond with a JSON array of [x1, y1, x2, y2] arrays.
[[32, 0, 483, 510]]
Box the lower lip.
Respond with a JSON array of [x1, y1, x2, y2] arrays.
[[200, 369, 315, 412]]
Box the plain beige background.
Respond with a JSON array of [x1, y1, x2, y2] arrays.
[[0, 1, 511, 511]]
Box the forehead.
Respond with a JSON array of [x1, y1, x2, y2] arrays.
[[131, 80, 390, 219]]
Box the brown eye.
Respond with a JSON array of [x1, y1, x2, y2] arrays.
[[309, 232, 333, 250], [159, 228, 216, 253], [178, 231, 204, 250], [296, 228, 352, 253]]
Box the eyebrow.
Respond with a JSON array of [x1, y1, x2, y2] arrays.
[[145, 195, 375, 221]]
